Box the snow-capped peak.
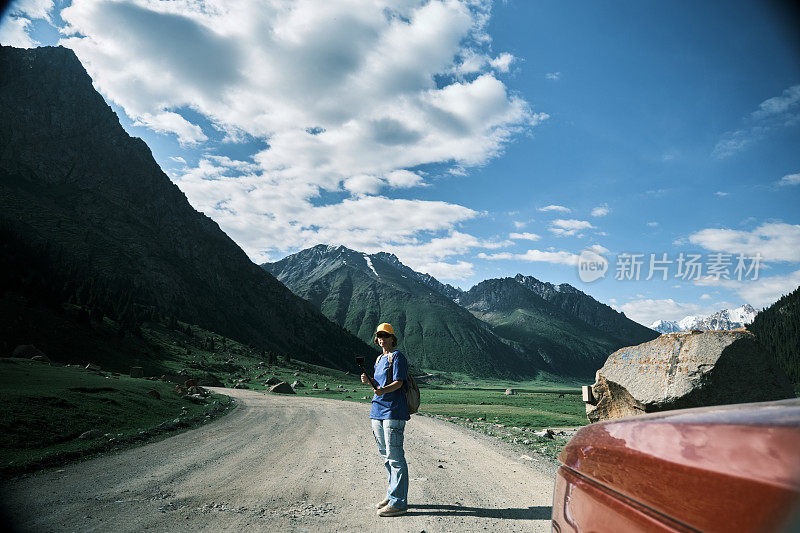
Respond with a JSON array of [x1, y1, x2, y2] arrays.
[[650, 304, 756, 334]]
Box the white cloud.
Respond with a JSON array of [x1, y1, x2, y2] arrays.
[[778, 173, 800, 186], [591, 204, 610, 217], [646, 221, 659, 227], [489, 52, 514, 73], [390, 230, 510, 272], [385, 170, 424, 188], [169, 156, 187, 165], [133, 111, 207, 145], [58, 0, 540, 192], [342, 174, 384, 195], [545, 72, 560, 81], [0, 14, 36, 47], [37, 0, 546, 268], [478, 248, 580, 266], [173, 156, 484, 263], [752, 84, 800, 120], [587, 244, 610, 255], [548, 218, 595, 237], [414, 260, 474, 281], [700, 293, 712, 300], [694, 270, 800, 308], [715, 191, 729, 197], [509, 232, 541, 241], [615, 298, 707, 326], [689, 222, 800, 263], [10, 0, 53, 20], [0, 0, 53, 48], [455, 51, 515, 75], [538, 204, 570, 213], [512, 220, 527, 229], [713, 84, 800, 158]]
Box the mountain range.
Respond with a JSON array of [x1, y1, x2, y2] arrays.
[[650, 304, 757, 334], [263, 245, 659, 378]]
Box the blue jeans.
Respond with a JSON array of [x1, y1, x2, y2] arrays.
[[371, 418, 408, 510]]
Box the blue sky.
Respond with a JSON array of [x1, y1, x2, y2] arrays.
[[2, 0, 799, 326]]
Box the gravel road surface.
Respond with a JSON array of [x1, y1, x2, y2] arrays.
[[2, 387, 558, 532]]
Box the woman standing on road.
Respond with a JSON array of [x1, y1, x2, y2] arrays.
[[360, 322, 410, 517]]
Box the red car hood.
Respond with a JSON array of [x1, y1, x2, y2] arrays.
[[559, 398, 800, 531]]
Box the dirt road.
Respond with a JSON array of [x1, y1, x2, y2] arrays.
[[2, 387, 558, 532]]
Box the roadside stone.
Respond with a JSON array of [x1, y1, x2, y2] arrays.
[[85, 363, 101, 371], [504, 388, 515, 395], [233, 383, 250, 389], [78, 429, 102, 440], [269, 382, 296, 394], [265, 377, 281, 386], [292, 381, 305, 388], [585, 329, 795, 422]]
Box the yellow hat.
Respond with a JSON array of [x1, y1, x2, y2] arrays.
[[375, 323, 395, 335]]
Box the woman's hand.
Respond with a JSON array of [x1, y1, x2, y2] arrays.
[[360, 373, 370, 384]]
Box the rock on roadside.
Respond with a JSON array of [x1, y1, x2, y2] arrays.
[[585, 329, 794, 422], [269, 382, 296, 394]]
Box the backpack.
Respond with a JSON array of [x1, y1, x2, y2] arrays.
[[388, 352, 421, 415]]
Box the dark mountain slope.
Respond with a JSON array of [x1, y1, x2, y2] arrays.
[[513, 274, 658, 346], [748, 284, 800, 393], [459, 278, 635, 376], [0, 45, 374, 370]]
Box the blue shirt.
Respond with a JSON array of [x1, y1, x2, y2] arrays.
[[369, 350, 410, 420]]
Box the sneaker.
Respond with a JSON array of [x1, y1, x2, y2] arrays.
[[376, 498, 390, 509], [377, 505, 407, 517]]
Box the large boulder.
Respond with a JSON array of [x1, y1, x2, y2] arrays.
[[585, 329, 794, 422], [265, 377, 282, 386], [269, 382, 296, 394]]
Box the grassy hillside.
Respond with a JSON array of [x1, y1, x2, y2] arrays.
[[0, 358, 234, 477]]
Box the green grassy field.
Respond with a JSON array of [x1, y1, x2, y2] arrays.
[[0, 358, 234, 477], [1, 310, 590, 475], [297, 383, 586, 461]]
